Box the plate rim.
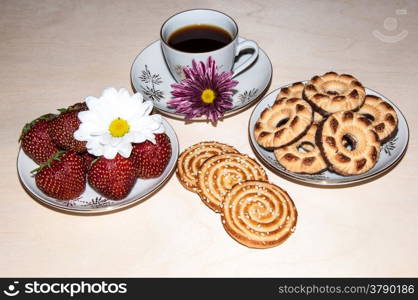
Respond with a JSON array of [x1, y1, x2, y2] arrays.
[[17, 118, 180, 214], [248, 83, 410, 186], [130, 37, 273, 120]]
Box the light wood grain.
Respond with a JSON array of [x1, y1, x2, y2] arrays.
[[0, 0, 417, 277]]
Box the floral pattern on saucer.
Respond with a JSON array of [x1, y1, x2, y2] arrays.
[[131, 37, 272, 119], [139, 65, 164, 102]]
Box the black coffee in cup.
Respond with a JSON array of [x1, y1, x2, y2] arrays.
[[167, 24, 233, 53], [160, 9, 259, 82]]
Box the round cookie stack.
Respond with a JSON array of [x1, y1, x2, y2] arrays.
[[176, 141, 297, 249], [254, 71, 399, 176]]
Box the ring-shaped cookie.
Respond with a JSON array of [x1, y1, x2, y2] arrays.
[[317, 111, 381, 176], [357, 95, 398, 143], [274, 124, 327, 174], [278, 82, 305, 99], [278, 82, 323, 124], [303, 72, 366, 116], [254, 97, 313, 149]]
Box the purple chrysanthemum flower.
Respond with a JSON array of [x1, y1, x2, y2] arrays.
[[168, 57, 238, 124]]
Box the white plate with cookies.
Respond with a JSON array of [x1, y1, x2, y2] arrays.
[[248, 73, 409, 186]]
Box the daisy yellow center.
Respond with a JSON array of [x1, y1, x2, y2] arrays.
[[109, 118, 130, 137], [201, 89, 216, 104]]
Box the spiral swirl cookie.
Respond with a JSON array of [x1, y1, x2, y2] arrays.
[[357, 95, 398, 143], [274, 124, 327, 174], [303, 72, 366, 116], [254, 97, 313, 149], [221, 181, 297, 249], [317, 111, 381, 176], [198, 153, 268, 212], [176, 142, 239, 192]]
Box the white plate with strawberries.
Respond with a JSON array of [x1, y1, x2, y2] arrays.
[[17, 101, 179, 213]]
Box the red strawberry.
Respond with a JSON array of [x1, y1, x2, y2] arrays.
[[19, 114, 59, 164], [130, 133, 172, 178], [34, 151, 86, 200], [67, 102, 87, 111], [81, 152, 97, 171], [48, 104, 87, 152], [88, 154, 136, 200]]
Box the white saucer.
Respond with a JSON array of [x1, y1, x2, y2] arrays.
[[130, 37, 272, 119], [248, 85, 409, 186], [17, 118, 179, 213]]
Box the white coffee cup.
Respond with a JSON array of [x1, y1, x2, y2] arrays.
[[160, 9, 259, 82]]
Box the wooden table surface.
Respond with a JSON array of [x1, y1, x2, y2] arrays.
[[1, 0, 417, 277]]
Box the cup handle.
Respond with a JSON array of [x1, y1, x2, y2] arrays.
[[231, 40, 259, 78]]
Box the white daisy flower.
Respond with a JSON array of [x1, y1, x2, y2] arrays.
[[74, 87, 164, 159]]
